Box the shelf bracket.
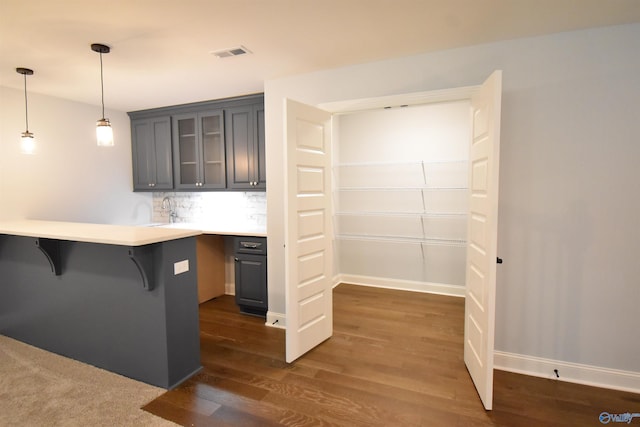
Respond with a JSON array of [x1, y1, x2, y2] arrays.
[[35, 238, 62, 276], [128, 246, 155, 291]]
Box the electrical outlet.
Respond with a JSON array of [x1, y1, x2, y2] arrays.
[[174, 260, 189, 275]]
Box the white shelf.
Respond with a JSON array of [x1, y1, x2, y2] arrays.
[[334, 160, 468, 189], [335, 188, 468, 214], [336, 234, 466, 247], [333, 160, 468, 286], [337, 238, 467, 286], [335, 212, 467, 243]]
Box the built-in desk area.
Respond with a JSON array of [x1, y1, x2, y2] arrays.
[[0, 220, 202, 389]]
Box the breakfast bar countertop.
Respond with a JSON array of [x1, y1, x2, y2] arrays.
[[156, 221, 267, 238], [0, 219, 202, 246]]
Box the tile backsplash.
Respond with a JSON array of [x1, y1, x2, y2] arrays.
[[152, 192, 266, 227]]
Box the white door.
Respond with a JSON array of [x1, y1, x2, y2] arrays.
[[464, 70, 502, 410], [284, 99, 333, 363]]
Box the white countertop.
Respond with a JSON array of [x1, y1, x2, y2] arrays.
[[156, 221, 267, 237], [0, 220, 202, 246]]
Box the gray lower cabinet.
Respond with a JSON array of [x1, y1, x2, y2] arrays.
[[233, 236, 267, 317], [225, 103, 266, 190], [130, 116, 173, 191]]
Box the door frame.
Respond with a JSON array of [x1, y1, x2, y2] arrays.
[[311, 82, 499, 407], [318, 85, 479, 115]]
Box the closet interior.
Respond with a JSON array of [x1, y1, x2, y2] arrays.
[[333, 100, 471, 294]]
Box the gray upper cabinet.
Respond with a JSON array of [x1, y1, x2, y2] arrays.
[[173, 110, 226, 190], [225, 103, 266, 190], [128, 93, 264, 192], [130, 116, 173, 191]]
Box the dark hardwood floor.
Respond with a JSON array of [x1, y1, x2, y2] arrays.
[[143, 284, 640, 426]]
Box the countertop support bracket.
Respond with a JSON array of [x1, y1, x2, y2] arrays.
[[35, 238, 62, 276], [128, 246, 155, 291]]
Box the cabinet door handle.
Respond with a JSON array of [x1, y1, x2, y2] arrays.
[[240, 242, 260, 249], [234, 257, 239, 262]]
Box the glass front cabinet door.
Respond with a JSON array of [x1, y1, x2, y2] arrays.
[[173, 110, 226, 189]]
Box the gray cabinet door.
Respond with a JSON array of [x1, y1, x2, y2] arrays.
[[225, 103, 266, 190], [234, 236, 267, 316], [234, 253, 267, 316], [130, 93, 263, 192], [173, 110, 226, 190], [131, 116, 173, 191]]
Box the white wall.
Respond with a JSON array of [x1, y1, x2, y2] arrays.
[[335, 102, 470, 290], [266, 23, 640, 374], [0, 87, 152, 224]]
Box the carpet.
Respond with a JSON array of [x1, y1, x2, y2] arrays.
[[0, 335, 179, 426]]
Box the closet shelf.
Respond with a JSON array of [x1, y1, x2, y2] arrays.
[[335, 211, 467, 217], [336, 234, 466, 247], [335, 186, 468, 191], [334, 160, 468, 167]]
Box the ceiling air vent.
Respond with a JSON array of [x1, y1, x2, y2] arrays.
[[211, 46, 252, 59]]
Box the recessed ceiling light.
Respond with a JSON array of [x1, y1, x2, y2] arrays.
[[210, 45, 252, 59]]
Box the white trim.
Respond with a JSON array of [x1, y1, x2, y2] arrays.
[[494, 351, 640, 394], [332, 274, 341, 288], [318, 85, 479, 114], [224, 281, 235, 296], [265, 311, 286, 329], [335, 274, 465, 298]]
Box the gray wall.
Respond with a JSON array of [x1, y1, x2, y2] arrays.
[[265, 23, 640, 372], [0, 87, 152, 224]]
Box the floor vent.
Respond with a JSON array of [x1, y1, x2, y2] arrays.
[[211, 46, 251, 59]]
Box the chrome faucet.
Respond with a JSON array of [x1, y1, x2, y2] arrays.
[[161, 196, 177, 223]]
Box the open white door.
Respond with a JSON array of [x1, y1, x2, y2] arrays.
[[284, 99, 333, 363], [464, 70, 502, 410]]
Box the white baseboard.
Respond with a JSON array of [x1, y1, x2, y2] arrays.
[[335, 274, 465, 298], [265, 311, 286, 329], [224, 281, 235, 296], [494, 351, 640, 394], [267, 275, 462, 330]]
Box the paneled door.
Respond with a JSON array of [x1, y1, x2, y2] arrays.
[[284, 99, 333, 363], [464, 70, 502, 410]]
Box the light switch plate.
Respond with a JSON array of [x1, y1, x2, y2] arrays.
[[174, 259, 189, 275]]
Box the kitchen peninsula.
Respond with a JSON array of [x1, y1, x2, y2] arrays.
[[0, 220, 202, 389]]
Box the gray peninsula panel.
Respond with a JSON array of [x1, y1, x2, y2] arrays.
[[0, 234, 201, 389]]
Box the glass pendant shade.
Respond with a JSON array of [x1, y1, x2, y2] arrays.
[[20, 131, 36, 155], [96, 118, 114, 146]]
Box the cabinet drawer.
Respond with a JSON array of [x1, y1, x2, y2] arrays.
[[234, 236, 267, 255]]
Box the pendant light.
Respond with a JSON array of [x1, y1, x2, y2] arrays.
[[16, 67, 36, 154], [91, 43, 114, 147]]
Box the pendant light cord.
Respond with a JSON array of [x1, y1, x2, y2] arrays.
[[23, 72, 29, 132], [99, 51, 105, 120]]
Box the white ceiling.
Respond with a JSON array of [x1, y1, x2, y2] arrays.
[[1, 0, 639, 112]]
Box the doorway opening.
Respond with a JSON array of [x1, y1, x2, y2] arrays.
[[331, 99, 471, 296], [285, 72, 502, 409]]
